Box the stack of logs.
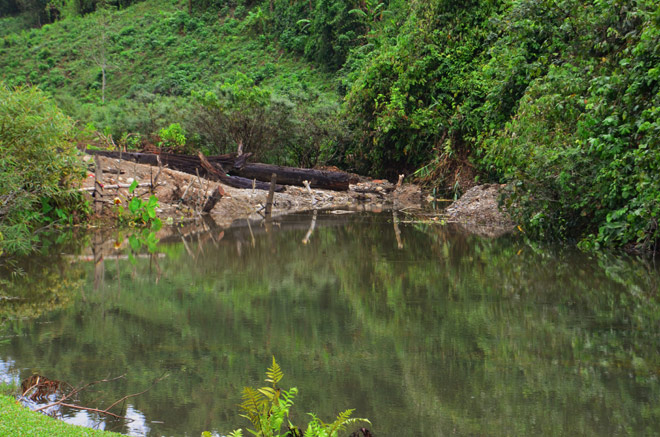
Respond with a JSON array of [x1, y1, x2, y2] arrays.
[[85, 149, 356, 192]]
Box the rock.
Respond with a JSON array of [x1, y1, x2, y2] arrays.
[[444, 184, 515, 237]]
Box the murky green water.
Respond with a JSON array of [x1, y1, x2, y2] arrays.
[[1, 211, 660, 436]]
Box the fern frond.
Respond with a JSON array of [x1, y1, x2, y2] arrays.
[[258, 386, 280, 402], [348, 8, 368, 18], [239, 387, 266, 429], [280, 387, 298, 409], [265, 356, 284, 386], [303, 413, 325, 437], [227, 429, 244, 437], [328, 410, 371, 434]]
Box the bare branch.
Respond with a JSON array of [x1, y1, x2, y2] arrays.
[[103, 374, 168, 412]]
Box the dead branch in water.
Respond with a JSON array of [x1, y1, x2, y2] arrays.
[[24, 373, 168, 422]]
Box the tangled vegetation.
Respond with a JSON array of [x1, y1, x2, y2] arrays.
[[342, 0, 660, 250], [0, 83, 87, 255], [1, 0, 658, 250]]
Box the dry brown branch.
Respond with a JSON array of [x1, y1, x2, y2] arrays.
[[30, 373, 166, 423], [34, 374, 126, 412], [79, 182, 158, 192], [55, 403, 127, 420], [103, 374, 168, 412]]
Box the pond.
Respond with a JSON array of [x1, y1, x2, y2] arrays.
[[1, 210, 660, 436]]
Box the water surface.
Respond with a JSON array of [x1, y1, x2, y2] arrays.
[[1, 211, 659, 436]]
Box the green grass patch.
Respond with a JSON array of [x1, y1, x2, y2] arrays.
[[0, 393, 122, 436]]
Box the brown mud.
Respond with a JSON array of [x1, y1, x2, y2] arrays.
[[82, 155, 514, 241], [82, 155, 423, 227], [444, 184, 516, 237]]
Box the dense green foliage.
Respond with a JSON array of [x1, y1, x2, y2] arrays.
[[1, 0, 658, 249], [342, 0, 660, 249], [0, 0, 343, 165], [0, 83, 87, 255]]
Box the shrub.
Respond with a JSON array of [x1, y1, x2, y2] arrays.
[[158, 122, 187, 153], [0, 83, 87, 254]]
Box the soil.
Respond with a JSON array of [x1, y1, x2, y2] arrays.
[[443, 184, 516, 237], [82, 155, 424, 227], [81, 155, 515, 239]]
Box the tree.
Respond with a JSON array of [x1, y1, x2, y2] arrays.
[[191, 73, 273, 158], [86, 6, 115, 104]]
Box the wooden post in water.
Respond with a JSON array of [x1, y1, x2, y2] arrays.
[[393, 210, 403, 249], [94, 156, 104, 214], [302, 209, 318, 245], [265, 173, 277, 219], [93, 232, 105, 291]]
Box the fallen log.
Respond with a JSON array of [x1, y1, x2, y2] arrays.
[[87, 149, 277, 191], [85, 149, 249, 172], [85, 149, 354, 191], [233, 163, 353, 191], [197, 152, 284, 192]]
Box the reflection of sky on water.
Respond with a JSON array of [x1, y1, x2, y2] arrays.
[[126, 405, 150, 437], [0, 359, 17, 385], [26, 403, 151, 436], [52, 405, 150, 436]]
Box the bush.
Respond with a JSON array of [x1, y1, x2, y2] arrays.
[[0, 83, 87, 255], [483, 0, 660, 250]]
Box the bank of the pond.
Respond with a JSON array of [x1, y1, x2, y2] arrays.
[[0, 394, 122, 436], [83, 154, 424, 227]]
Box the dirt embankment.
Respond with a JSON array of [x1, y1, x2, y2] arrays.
[[83, 155, 516, 239], [443, 184, 516, 237], [82, 155, 423, 226]]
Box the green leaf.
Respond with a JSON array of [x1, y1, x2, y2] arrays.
[[151, 217, 163, 232], [129, 234, 140, 251], [128, 179, 139, 193], [265, 356, 283, 385], [348, 9, 367, 19], [147, 195, 159, 208], [128, 197, 141, 214]]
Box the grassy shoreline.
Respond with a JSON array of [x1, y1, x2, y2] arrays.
[[0, 394, 122, 437]]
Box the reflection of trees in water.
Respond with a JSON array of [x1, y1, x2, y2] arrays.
[[0, 254, 84, 322], [1, 215, 660, 435], [339, 223, 660, 434]]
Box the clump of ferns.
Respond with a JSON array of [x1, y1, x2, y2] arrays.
[[227, 357, 371, 437]]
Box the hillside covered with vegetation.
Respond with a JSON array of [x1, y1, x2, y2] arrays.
[[1, 0, 659, 251]]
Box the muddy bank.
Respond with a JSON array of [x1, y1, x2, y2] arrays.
[[443, 184, 516, 237], [82, 155, 519, 240], [82, 155, 423, 227]]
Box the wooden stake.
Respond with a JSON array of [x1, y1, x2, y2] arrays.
[[202, 187, 224, 213], [303, 180, 316, 206], [396, 174, 404, 189], [94, 156, 104, 214], [265, 173, 277, 218]]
